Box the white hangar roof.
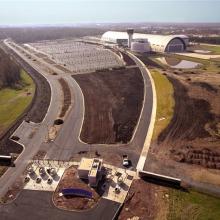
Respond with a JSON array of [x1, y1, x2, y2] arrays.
[[101, 31, 189, 52]]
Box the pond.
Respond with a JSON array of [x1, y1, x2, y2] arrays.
[[194, 50, 211, 54], [157, 57, 202, 69]]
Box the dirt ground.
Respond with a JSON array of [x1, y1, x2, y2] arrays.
[[70, 149, 123, 168], [158, 77, 217, 142], [147, 66, 220, 182], [58, 78, 71, 118], [0, 166, 7, 177], [72, 67, 144, 144], [118, 179, 169, 220], [120, 51, 136, 66], [53, 166, 100, 211], [138, 55, 166, 70]]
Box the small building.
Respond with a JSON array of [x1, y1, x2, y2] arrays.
[[131, 39, 151, 53], [78, 158, 103, 187]]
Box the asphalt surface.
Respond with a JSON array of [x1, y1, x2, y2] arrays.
[[0, 40, 63, 198], [0, 190, 120, 220], [0, 41, 154, 220], [45, 51, 153, 168]]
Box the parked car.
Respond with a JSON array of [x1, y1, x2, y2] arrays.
[[122, 155, 129, 167]]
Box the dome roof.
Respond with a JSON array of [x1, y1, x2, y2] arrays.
[[101, 31, 188, 52]]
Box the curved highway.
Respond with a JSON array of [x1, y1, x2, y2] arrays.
[[0, 40, 155, 220], [0, 40, 63, 198], [45, 49, 155, 170]]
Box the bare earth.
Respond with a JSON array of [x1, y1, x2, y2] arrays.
[[53, 166, 100, 211], [119, 179, 168, 220], [72, 67, 144, 144], [146, 68, 220, 185]]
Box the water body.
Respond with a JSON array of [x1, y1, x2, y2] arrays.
[[157, 57, 202, 69], [194, 50, 211, 54]]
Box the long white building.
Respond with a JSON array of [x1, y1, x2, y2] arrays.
[[101, 31, 189, 53]]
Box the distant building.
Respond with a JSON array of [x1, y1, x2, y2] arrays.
[[131, 38, 151, 53], [101, 31, 189, 53], [127, 28, 134, 48], [78, 158, 103, 187]]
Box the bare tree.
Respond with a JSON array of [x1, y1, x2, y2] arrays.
[[0, 48, 21, 89]]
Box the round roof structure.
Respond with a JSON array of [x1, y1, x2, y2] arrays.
[[101, 31, 188, 53]]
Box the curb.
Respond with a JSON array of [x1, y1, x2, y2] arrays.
[[126, 53, 157, 171]]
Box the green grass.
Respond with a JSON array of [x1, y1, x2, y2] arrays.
[[0, 70, 35, 135], [204, 45, 220, 54], [192, 45, 220, 55], [151, 69, 174, 140], [167, 53, 210, 65], [168, 189, 220, 220]]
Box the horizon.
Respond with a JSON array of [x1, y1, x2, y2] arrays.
[[1, 0, 220, 26], [1, 21, 220, 28]]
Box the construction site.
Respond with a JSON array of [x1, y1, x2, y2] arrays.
[[0, 25, 220, 220]]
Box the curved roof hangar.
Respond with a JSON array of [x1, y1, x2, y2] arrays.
[[101, 31, 188, 53]]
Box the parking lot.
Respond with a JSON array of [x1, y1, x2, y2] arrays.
[[29, 40, 124, 73]]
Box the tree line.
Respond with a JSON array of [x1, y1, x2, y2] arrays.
[[0, 48, 21, 89], [0, 27, 106, 43], [190, 36, 220, 45]]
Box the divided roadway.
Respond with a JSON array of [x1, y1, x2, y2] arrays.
[[0, 41, 155, 220]]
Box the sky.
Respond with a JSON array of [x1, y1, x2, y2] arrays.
[[0, 0, 220, 26]]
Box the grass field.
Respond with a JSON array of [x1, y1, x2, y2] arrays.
[[204, 45, 220, 54], [168, 189, 220, 220], [0, 70, 35, 136], [151, 69, 174, 140], [192, 44, 220, 55]]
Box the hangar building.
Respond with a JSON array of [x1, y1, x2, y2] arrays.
[[101, 31, 189, 53]]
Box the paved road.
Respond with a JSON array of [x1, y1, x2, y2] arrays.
[[0, 40, 63, 198], [45, 50, 154, 168], [0, 41, 154, 220], [2, 41, 154, 167], [0, 190, 120, 220]]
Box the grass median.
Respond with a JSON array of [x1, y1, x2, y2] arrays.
[[0, 69, 35, 136], [0, 70, 35, 177], [151, 69, 174, 140]]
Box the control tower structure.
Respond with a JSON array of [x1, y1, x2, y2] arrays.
[[127, 28, 134, 48]]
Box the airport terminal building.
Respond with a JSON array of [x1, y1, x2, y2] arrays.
[[101, 31, 189, 53]]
